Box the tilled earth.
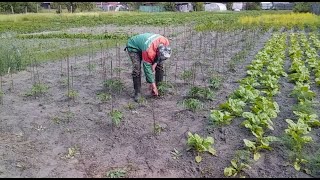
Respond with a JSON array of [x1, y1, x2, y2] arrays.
[[0, 25, 318, 178]]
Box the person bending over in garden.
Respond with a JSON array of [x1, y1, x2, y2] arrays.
[[124, 33, 172, 102]]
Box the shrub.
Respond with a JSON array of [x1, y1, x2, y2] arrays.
[[293, 2, 311, 13]]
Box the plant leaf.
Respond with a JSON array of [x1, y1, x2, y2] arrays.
[[195, 155, 202, 163], [254, 152, 261, 161]]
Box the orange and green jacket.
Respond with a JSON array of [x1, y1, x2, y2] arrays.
[[126, 33, 170, 83]]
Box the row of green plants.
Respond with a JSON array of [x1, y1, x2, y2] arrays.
[[284, 32, 320, 173], [308, 33, 320, 86], [16, 32, 133, 40], [183, 28, 261, 164], [0, 11, 292, 34], [200, 33, 287, 177]]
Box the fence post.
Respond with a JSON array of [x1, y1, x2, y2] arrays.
[[11, 5, 14, 14]]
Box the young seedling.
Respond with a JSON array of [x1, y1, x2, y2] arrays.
[[208, 75, 222, 90], [105, 168, 127, 178], [104, 78, 124, 94], [97, 92, 112, 103], [224, 150, 251, 178], [187, 132, 216, 163], [181, 69, 194, 84], [63, 146, 80, 159], [157, 81, 174, 96], [188, 86, 215, 100], [109, 109, 123, 128], [182, 98, 203, 112], [25, 83, 49, 97], [154, 123, 163, 135], [210, 109, 234, 126], [67, 89, 78, 100], [125, 102, 136, 110]]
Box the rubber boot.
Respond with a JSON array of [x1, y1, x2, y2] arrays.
[[133, 76, 141, 102], [155, 68, 164, 86]]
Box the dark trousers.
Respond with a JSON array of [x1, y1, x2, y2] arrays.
[[128, 51, 164, 81]]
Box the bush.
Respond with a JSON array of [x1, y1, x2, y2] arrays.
[[226, 2, 233, 10], [293, 2, 311, 13], [245, 2, 261, 10], [194, 2, 204, 11], [163, 2, 176, 11]]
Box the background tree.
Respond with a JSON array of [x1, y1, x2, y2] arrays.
[[0, 2, 40, 13], [193, 2, 204, 11], [226, 2, 233, 10], [162, 2, 176, 11], [245, 2, 261, 10], [293, 2, 312, 13], [77, 2, 95, 12]]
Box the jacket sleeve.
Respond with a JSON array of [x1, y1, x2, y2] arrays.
[[143, 61, 154, 83]]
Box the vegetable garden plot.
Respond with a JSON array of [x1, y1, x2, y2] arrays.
[[1, 22, 320, 178]]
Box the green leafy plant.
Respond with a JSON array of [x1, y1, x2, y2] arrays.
[[224, 150, 251, 177], [293, 111, 320, 127], [97, 92, 112, 102], [208, 75, 222, 90], [285, 119, 313, 171], [209, 109, 234, 126], [25, 83, 49, 97], [125, 102, 136, 110], [187, 132, 216, 163], [243, 136, 278, 161], [157, 81, 174, 96], [290, 83, 315, 102], [182, 98, 203, 112], [188, 86, 215, 100], [181, 70, 194, 82], [104, 78, 124, 93], [105, 168, 126, 178], [231, 85, 260, 102], [67, 89, 78, 99], [154, 123, 164, 135], [219, 98, 246, 116], [109, 109, 123, 127]]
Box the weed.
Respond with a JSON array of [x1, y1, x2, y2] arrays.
[[137, 96, 147, 105], [181, 70, 194, 83], [67, 89, 78, 99], [87, 63, 96, 72], [305, 149, 320, 177], [125, 102, 136, 110], [104, 78, 124, 93], [97, 92, 112, 102], [25, 83, 49, 97], [154, 123, 163, 135], [60, 78, 68, 87], [64, 146, 79, 159], [188, 86, 215, 100], [157, 81, 174, 96], [187, 132, 216, 163], [105, 168, 126, 178], [182, 98, 203, 112], [224, 150, 251, 177], [208, 75, 222, 90], [109, 109, 123, 127]]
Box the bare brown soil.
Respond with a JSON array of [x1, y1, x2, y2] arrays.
[[0, 26, 318, 178]]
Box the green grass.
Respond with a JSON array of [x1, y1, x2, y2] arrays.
[[0, 11, 293, 34]]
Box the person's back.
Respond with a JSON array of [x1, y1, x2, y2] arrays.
[[126, 33, 161, 52], [125, 33, 171, 102]]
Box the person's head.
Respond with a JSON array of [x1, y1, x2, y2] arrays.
[[157, 44, 171, 62]]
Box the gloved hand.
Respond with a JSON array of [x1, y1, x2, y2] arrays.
[[149, 83, 159, 96]]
